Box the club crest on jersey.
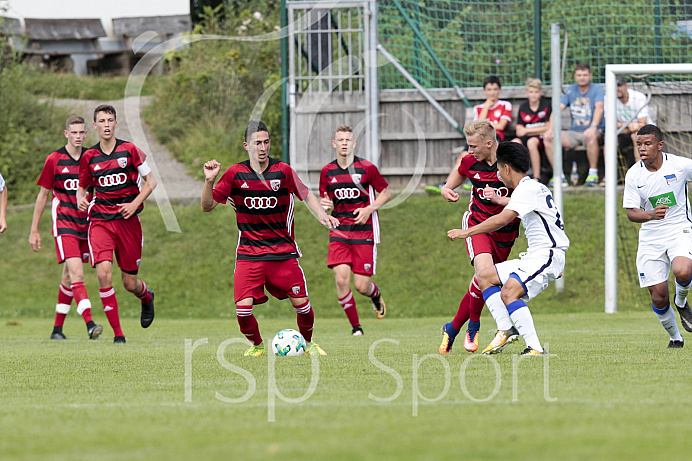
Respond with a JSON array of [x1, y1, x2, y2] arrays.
[[351, 174, 361, 184], [665, 174, 677, 185], [364, 264, 372, 272], [118, 158, 128, 169], [292, 286, 300, 295], [270, 179, 281, 191]]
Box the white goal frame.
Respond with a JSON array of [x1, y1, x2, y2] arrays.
[[604, 63, 692, 314]]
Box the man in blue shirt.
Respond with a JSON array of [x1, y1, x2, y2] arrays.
[[544, 63, 605, 186]]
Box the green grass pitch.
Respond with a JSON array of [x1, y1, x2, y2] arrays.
[[2, 314, 692, 460]]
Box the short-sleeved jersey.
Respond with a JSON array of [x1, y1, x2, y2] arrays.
[[319, 156, 389, 245], [473, 100, 513, 141], [561, 83, 605, 131], [623, 153, 692, 244], [79, 139, 147, 221], [506, 176, 570, 252], [0, 171, 5, 191], [458, 154, 520, 248], [212, 157, 310, 261], [37, 147, 89, 239], [617, 89, 653, 125], [516, 99, 552, 131]]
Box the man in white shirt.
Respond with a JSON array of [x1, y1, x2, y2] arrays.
[[0, 171, 6, 233], [448, 142, 570, 356], [617, 75, 653, 163], [623, 124, 692, 348]]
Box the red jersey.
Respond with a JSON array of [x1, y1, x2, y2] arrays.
[[473, 100, 513, 141], [458, 154, 520, 248], [517, 98, 552, 131], [319, 156, 388, 245], [37, 147, 89, 239], [212, 158, 310, 261], [79, 139, 146, 221]]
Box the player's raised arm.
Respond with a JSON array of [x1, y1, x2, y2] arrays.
[[448, 207, 519, 241], [201, 160, 221, 212]]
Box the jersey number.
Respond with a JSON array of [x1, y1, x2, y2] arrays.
[[545, 196, 564, 230]]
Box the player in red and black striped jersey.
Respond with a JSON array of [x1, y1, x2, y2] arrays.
[[438, 120, 521, 354], [77, 104, 157, 343], [202, 120, 340, 357], [29, 116, 102, 341], [511, 78, 553, 183], [319, 125, 391, 336]]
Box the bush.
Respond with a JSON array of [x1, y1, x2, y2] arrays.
[[144, 1, 283, 179]]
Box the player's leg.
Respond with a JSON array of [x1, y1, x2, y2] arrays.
[[499, 278, 543, 355], [328, 240, 362, 334], [671, 255, 692, 332], [50, 262, 73, 340], [115, 217, 154, 328], [65, 253, 102, 340], [476, 263, 519, 354], [234, 260, 267, 355], [648, 282, 684, 347], [90, 221, 125, 342], [584, 129, 602, 184], [353, 244, 385, 319]]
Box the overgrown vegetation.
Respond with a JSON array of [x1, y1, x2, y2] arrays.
[[143, 1, 283, 180]]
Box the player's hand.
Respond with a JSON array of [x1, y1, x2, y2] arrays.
[[118, 201, 138, 219], [353, 206, 373, 225], [0, 218, 6, 233], [441, 185, 459, 202], [651, 205, 668, 221], [29, 230, 41, 251], [483, 184, 498, 203], [448, 228, 468, 241], [320, 214, 340, 229], [320, 191, 333, 212], [77, 195, 89, 212], [204, 160, 221, 182]]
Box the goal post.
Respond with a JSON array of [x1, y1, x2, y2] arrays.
[[604, 63, 692, 314]]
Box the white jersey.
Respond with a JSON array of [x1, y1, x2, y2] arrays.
[[505, 176, 570, 252], [0, 172, 5, 191], [616, 88, 653, 125], [623, 152, 692, 244]]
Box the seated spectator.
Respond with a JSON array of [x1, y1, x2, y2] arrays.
[[616, 75, 653, 164], [511, 78, 555, 184], [544, 63, 605, 186], [426, 76, 512, 194]]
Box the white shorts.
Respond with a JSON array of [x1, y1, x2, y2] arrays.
[[495, 249, 566, 302], [636, 229, 692, 288]]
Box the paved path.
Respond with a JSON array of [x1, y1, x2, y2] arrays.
[[50, 97, 203, 204]]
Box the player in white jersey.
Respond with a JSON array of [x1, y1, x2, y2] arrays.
[[623, 124, 692, 348], [448, 142, 569, 355]]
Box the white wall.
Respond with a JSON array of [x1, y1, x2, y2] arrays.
[[1, 0, 189, 37]]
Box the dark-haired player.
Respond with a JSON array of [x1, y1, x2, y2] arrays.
[[201, 120, 340, 356], [30, 116, 102, 340], [319, 124, 391, 336], [438, 120, 521, 354], [77, 104, 157, 343], [449, 141, 569, 355]]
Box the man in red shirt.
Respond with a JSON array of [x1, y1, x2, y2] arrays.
[[201, 120, 340, 356], [77, 105, 157, 343], [319, 125, 391, 336], [438, 120, 521, 354], [29, 116, 103, 340]]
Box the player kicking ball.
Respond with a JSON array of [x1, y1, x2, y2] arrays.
[[77, 105, 157, 343], [29, 116, 102, 340], [448, 142, 569, 355], [623, 124, 692, 348], [319, 125, 391, 336], [201, 120, 340, 356]]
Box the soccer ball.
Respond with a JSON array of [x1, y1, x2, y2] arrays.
[[271, 329, 306, 356]]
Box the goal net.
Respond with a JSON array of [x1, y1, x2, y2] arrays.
[[605, 64, 692, 313]]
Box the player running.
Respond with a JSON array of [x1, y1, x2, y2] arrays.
[[438, 120, 521, 354], [201, 120, 340, 356], [319, 125, 391, 336], [29, 116, 102, 340], [449, 142, 570, 355], [623, 124, 692, 348], [77, 104, 157, 343]]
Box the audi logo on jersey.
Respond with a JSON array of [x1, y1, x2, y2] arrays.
[[244, 197, 278, 209], [98, 173, 128, 187], [334, 188, 362, 200], [63, 179, 80, 191], [477, 186, 510, 200]]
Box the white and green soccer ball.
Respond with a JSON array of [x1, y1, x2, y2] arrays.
[[271, 329, 306, 356]]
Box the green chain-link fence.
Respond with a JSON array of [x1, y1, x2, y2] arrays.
[[378, 0, 692, 89]]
